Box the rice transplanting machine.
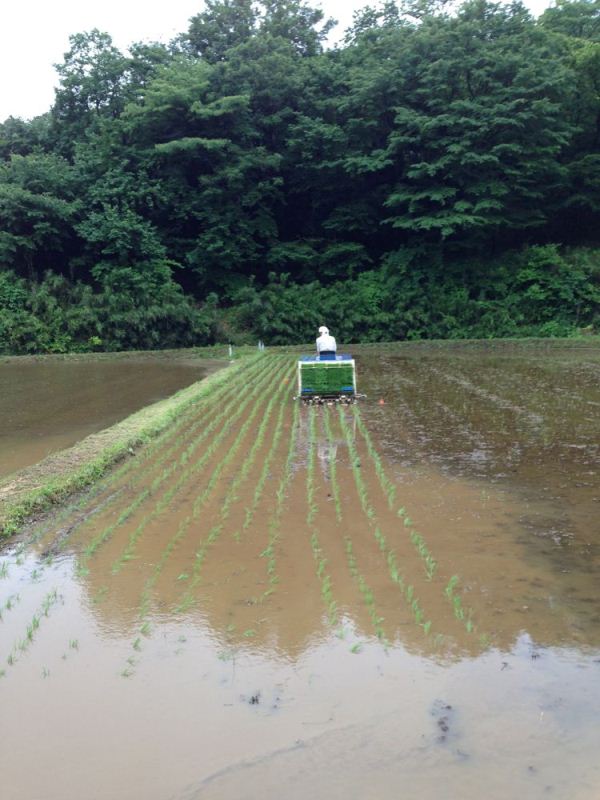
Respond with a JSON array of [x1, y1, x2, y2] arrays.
[[296, 353, 359, 404]]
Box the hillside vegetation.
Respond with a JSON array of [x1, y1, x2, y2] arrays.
[[1, 0, 599, 352]]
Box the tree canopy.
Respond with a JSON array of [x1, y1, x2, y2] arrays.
[[0, 0, 598, 352]]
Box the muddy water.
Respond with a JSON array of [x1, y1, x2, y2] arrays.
[[0, 357, 222, 478], [0, 347, 599, 800]]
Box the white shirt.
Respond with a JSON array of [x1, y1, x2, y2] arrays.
[[316, 333, 337, 353]]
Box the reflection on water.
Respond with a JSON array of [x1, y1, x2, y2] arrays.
[[358, 346, 600, 651], [0, 357, 221, 478], [0, 346, 599, 800]]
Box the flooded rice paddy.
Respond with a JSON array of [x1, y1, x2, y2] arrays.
[[0, 357, 220, 478], [1, 345, 599, 800]]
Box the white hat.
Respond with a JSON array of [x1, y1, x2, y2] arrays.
[[318, 326, 329, 334]]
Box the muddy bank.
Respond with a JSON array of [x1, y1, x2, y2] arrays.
[[0, 356, 252, 537]]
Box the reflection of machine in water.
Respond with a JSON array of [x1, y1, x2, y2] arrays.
[[296, 354, 358, 405], [295, 399, 355, 480], [317, 438, 338, 478]]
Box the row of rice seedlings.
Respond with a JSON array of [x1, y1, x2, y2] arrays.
[[109, 360, 285, 576], [259, 400, 300, 600], [108, 374, 268, 575], [337, 407, 432, 635], [114, 355, 271, 490], [174, 362, 294, 611], [4, 589, 59, 669], [344, 537, 386, 641], [234, 390, 289, 543], [3, 359, 268, 608], [133, 359, 289, 638], [83, 358, 281, 574], [323, 408, 386, 641], [104, 354, 271, 500], [322, 408, 342, 523], [347, 409, 477, 639], [13, 354, 268, 559], [122, 366, 286, 664], [81, 355, 270, 523], [83, 358, 273, 555], [307, 407, 338, 626], [352, 406, 438, 581], [444, 575, 475, 634], [352, 408, 397, 510], [0, 593, 21, 622]]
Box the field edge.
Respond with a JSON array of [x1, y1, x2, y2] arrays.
[[0, 355, 255, 539]]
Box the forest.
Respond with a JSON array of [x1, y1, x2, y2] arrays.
[[0, 0, 599, 352]]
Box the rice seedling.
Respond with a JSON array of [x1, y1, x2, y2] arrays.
[[234, 392, 288, 542], [217, 648, 236, 662], [61, 364, 268, 527], [19, 354, 268, 556], [409, 530, 438, 581], [110, 355, 270, 492], [338, 408, 433, 636], [5, 589, 59, 668], [91, 357, 282, 575], [323, 412, 388, 639], [344, 537, 387, 641], [322, 407, 342, 522], [132, 359, 289, 646], [85, 369, 266, 568], [0, 561, 8, 579], [348, 409, 442, 585], [444, 575, 475, 634], [353, 408, 397, 510], [259, 400, 300, 600], [0, 593, 20, 621], [307, 407, 338, 627], [92, 586, 108, 605], [174, 361, 293, 611], [351, 409, 443, 585]]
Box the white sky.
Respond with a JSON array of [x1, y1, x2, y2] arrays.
[[2, 0, 552, 122]]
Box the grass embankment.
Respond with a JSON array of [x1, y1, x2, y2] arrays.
[[0, 344, 260, 365], [0, 353, 260, 539]]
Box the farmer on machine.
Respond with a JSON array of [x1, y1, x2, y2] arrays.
[[316, 325, 337, 359]]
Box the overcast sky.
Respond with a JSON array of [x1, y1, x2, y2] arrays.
[[2, 0, 552, 122]]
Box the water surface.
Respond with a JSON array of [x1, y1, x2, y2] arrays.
[[0, 357, 221, 478], [0, 346, 598, 799]]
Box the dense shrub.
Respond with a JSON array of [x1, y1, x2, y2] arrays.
[[0, 270, 218, 354], [231, 246, 600, 343], [1, 245, 597, 354]]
